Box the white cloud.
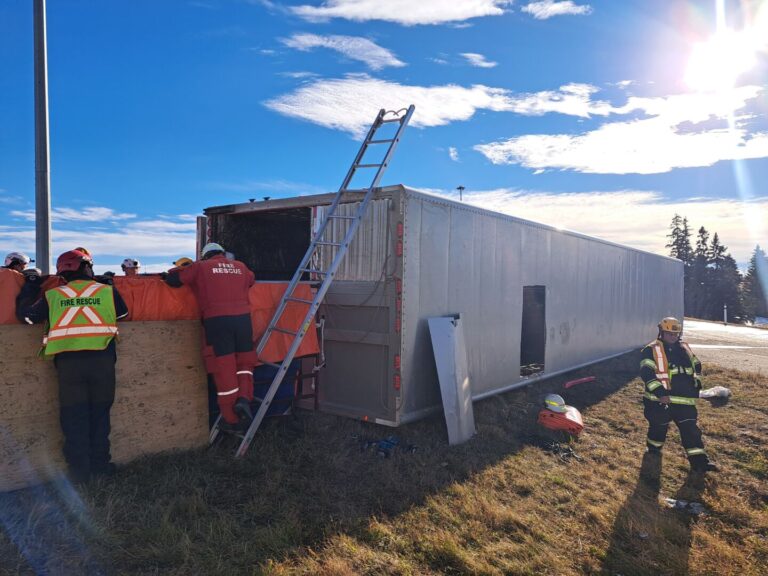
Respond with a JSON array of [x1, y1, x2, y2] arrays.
[[522, 1, 592, 19], [475, 85, 768, 174], [212, 179, 329, 196], [290, 0, 512, 26], [281, 33, 405, 70], [449, 147, 459, 162], [0, 189, 22, 204], [280, 71, 319, 79], [415, 187, 767, 265], [0, 212, 198, 272], [265, 77, 614, 135], [461, 52, 498, 68], [10, 206, 137, 222]]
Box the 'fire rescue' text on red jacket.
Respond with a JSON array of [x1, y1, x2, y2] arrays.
[[177, 255, 255, 318]]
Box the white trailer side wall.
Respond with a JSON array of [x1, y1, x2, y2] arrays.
[[400, 189, 682, 418]]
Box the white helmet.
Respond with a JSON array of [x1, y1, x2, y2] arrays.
[[201, 242, 225, 259], [121, 258, 141, 269], [544, 393, 568, 413], [4, 252, 31, 268]]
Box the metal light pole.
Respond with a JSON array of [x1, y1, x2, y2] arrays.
[[34, 0, 52, 273], [456, 185, 465, 202]]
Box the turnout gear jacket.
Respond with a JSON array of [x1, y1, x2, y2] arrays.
[[173, 255, 255, 319], [640, 339, 702, 405]]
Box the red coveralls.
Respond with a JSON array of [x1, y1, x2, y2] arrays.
[[178, 255, 257, 423]]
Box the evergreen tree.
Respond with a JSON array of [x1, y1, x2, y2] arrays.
[[743, 246, 768, 321], [689, 226, 711, 318], [665, 214, 693, 263], [708, 233, 727, 268], [667, 215, 694, 315], [707, 235, 744, 322]]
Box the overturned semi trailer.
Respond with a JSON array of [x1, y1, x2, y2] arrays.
[[202, 185, 683, 426]]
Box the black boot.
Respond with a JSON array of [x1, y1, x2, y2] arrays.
[[234, 397, 254, 424]]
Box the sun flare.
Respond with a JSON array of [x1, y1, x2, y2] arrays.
[[685, 28, 759, 92]]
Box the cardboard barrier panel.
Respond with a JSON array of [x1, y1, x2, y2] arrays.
[[0, 321, 208, 492]]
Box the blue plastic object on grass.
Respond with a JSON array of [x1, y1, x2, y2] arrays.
[[252, 360, 300, 417]]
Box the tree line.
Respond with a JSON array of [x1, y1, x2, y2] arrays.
[[666, 214, 768, 323]]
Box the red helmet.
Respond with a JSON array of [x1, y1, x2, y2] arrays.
[[56, 250, 93, 274]]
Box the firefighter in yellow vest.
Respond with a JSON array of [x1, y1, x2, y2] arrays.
[[19, 250, 129, 483], [640, 317, 717, 473]]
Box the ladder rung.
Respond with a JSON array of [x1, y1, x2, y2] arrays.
[[286, 296, 313, 305], [369, 138, 395, 144], [302, 268, 329, 275], [327, 215, 356, 220], [315, 241, 342, 247], [381, 117, 403, 123], [272, 327, 297, 336], [354, 163, 383, 169], [261, 361, 282, 369]]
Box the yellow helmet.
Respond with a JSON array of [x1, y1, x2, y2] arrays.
[[658, 317, 682, 333], [173, 257, 193, 268]]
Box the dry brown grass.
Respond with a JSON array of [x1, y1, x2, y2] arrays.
[[1, 352, 767, 575]]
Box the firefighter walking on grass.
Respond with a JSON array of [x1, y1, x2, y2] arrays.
[[18, 250, 128, 483], [640, 317, 717, 473], [164, 242, 257, 431]]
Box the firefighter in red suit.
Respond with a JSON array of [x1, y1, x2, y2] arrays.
[[164, 243, 257, 430]]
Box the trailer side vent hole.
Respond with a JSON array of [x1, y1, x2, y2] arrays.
[[520, 285, 546, 377]]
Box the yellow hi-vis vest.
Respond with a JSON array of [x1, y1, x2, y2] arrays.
[[646, 339, 699, 405], [43, 280, 118, 356]]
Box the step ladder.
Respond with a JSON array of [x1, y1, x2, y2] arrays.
[[216, 105, 415, 457]]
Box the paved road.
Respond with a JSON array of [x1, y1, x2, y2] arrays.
[[683, 319, 768, 374]]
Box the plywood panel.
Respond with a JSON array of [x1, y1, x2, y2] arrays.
[[0, 321, 208, 492]]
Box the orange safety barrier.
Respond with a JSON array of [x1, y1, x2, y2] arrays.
[[0, 271, 64, 324], [0, 269, 24, 324], [0, 273, 319, 364], [112, 276, 200, 321], [249, 283, 319, 364]]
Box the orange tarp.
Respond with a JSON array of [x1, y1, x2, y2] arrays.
[[0, 269, 24, 324], [0, 271, 63, 325], [112, 276, 200, 321], [0, 274, 319, 362]]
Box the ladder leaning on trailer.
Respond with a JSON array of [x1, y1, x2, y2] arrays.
[[211, 105, 416, 457]]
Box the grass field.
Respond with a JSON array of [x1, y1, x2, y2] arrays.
[[1, 351, 767, 575]]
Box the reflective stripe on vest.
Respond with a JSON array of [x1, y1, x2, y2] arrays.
[[643, 392, 697, 406], [669, 366, 694, 376], [650, 342, 670, 390], [43, 280, 118, 356]]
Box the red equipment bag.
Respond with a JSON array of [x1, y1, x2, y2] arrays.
[[537, 405, 584, 436]]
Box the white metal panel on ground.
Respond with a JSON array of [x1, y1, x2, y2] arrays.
[[428, 315, 476, 445]]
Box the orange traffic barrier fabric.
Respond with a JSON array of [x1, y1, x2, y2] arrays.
[[112, 276, 200, 321], [0, 271, 63, 325], [0, 269, 24, 324], [249, 283, 318, 364]]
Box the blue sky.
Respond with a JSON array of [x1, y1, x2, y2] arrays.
[[1, 0, 766, 272]]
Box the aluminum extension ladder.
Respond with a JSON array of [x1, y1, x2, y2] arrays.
[[212, 105, 415, 457]]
